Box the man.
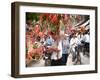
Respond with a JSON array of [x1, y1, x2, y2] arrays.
[[61, 34, 70, 65], [46, 35, 54, 46], [82, 30, 90, 55], [43, 35, 54, 66], [70, 33, 80, 62], [50, 35, 62, 66]]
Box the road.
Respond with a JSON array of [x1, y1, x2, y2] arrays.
[[27, 52, 90, 67]]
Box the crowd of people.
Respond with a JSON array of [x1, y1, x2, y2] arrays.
[[26, 24, 90, 67], [25, 14, 90, 67]]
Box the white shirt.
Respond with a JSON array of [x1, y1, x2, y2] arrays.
[[83, 34, 90, 43], [77, 34, 84, 45], [77, 34, 83, 41], [51, 40, 62, 60], [70, 37, 79, 48]]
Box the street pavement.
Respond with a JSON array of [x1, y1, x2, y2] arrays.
[[27, 52, 90, 67], [67, 52, 90, 65]]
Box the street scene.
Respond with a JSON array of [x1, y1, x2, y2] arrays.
[[25, 13, 90, 67]]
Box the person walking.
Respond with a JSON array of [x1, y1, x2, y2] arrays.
[[50, 35, 62, 66], [70, 33, 80, 62], [61, 34, 70, 65]]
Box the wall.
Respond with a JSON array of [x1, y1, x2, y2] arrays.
[[0, 0, 99, 80]]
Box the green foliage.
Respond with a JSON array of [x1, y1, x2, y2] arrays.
[[26, 12, 40, 21]]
